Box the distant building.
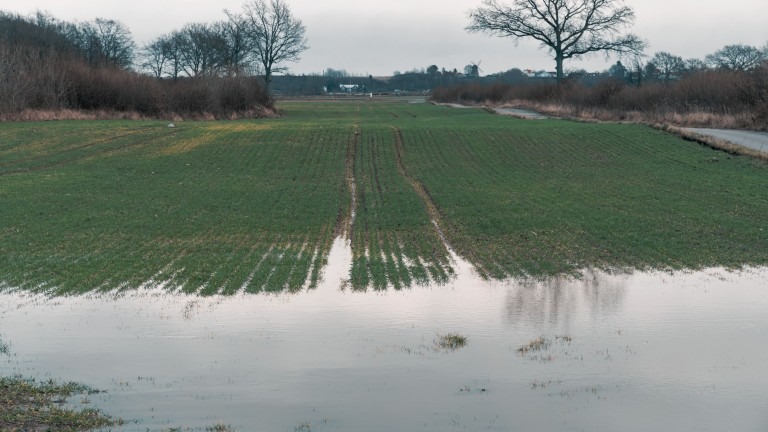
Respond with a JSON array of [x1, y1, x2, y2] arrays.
[[339, 84, 360, 92], [522, 69, 557, 79]]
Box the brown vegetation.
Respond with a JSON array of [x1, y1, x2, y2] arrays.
[[0, 12, 273, 121], [0, 47, 273, 120], [432, 66, 768, 131]]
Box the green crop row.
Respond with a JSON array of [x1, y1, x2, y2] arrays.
[[1, 101, 767, 295], [0, 119, 349, 295], [401, 114, 768, 278], [349, 126, 451, 290]]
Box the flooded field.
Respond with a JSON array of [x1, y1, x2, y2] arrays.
[[1, 241, 766, 431], [2, 101, 767, 430]]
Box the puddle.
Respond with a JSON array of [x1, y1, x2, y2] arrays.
[[494, 107, 548, 119], [1, 255, 767, 431]]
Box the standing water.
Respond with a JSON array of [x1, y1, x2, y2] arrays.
[[1, 240, 766, 431]]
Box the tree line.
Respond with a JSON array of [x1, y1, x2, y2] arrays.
[[2, 0, 767, 116], [0, 0, 308, 118], [432, 0, 768, 130], [139, 0, 307, 89], [608, 44, 768, 86], [433, 60, 768, 132]]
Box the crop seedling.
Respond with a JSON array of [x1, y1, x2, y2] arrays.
[[1, 102, 767, 295]]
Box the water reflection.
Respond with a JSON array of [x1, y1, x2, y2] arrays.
[[505, 270, 629, 328], [1, 267, 767, 431]]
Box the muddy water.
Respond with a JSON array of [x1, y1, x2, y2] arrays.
[[1, 241, 767, 431]]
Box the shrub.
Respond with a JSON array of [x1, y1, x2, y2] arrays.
[[1, 30, 272, 120], [432, 68, 768, 130]]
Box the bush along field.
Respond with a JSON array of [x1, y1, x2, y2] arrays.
[[1, 101, 767, 294]]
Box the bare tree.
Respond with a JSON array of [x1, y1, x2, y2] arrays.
[[0, 44, 31, 112], [93, 19, 135, 68], [63, 18, 135, 68], [650, 51, 685, 81], [763, 42, 768, 63], [214, 19, 252, 76], [140, 36, 169, 77], [227, 0, 308, 90], [162, 31, 187, 79], [177, 23, 227, 77], [684, 58, 708, 73], [706, 44, 765, 71], [467, 0, 646, 82]]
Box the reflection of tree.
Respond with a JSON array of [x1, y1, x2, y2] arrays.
[[504, 270, 628, 331]]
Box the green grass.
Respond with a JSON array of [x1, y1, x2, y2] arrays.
[[349, 125, 452, 290], [1, 100, 767, 294], [402, 116, 768, 278]]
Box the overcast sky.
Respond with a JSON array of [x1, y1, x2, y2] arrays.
[[5, 0, 768, 76]]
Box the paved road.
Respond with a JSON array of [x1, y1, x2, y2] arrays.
[[686, 128, 768, 153]]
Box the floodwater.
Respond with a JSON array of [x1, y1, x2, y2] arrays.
[[493, 107, 549, 120], [1, 239, 767, 431]]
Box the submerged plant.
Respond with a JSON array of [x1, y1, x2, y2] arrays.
[[0, 376, 121, 430], [207, 424, 237, 432], [295, 421, 312, 432], [517, 336, 550, 355], [0, 336, 9, 356], [436, 333, 469, 351]]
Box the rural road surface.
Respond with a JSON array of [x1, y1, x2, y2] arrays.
[[685, 128, 768, 153]]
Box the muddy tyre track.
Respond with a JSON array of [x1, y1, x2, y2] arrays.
[[391, 127, 492, 278], [335, 127, 359, 241], [391, 127, 454, 256]]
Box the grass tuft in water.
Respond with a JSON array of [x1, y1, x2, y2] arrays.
[[436, 333, 469, 351], [517, 336, 550, 354], [295, 421, 312, 432], [0, 336, 9, 356], [206, 424, 237, 432]]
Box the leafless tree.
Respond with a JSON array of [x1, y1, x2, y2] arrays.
[[63, 18, 135, 68], [94, 19, 135, 67], [763, 42, 768, 63], [684, 58, 708, 73], [162, 31, 186, 79], [467, 0, 646, 82], [140, 36, 169, 77], [650, 51, 685, 81], [214, 19, 252, 76], [0, 40, 69, 112], [177, 23, 227, 77], [227, 0, 308, 90], [0, 44, 30, 112], [706, 44, 765, 71]]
